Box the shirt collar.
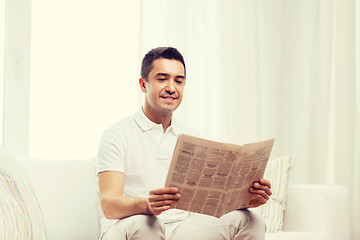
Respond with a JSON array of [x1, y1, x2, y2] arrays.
[[170, 117, 181, 136], [133, 108, 181, 136]]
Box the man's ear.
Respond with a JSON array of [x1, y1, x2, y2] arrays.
[[139, 77, 147, 93]]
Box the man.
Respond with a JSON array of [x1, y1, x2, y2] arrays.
[[96, 47, 272, 240]]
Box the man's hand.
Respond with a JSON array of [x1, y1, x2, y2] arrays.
[[146, 187, 181, 215], [247, 178, 272, 208]]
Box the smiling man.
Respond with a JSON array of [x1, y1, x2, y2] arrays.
[[96, 47, 271, 240], [140, 57, 185, 130]]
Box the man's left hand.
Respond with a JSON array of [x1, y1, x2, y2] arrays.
[[247, 178, 272, 208]]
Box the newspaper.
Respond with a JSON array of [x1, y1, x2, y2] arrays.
[[164, 134, 274, 218]]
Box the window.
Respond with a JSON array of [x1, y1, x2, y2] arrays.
[[29, 0, 141, 159], [0, 0, 4, 146]]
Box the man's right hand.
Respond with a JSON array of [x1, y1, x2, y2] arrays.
[[146, 187, 181, 215], [99, 171, 182, 219]]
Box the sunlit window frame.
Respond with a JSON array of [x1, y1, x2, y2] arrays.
[[3, 0, 31, 157], [0, 0, 5, 146]]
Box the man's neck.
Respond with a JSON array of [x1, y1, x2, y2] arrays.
[[142, 107, 172, 133]]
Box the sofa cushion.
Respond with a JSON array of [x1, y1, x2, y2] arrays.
[[251, 156, 295, 232]]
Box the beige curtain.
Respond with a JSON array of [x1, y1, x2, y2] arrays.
[[140, 0, 360, 238]]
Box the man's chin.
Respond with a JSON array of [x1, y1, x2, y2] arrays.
[[159, 105, 179, 114]]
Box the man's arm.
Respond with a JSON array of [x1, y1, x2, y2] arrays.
[[98, 171, 181, 219]]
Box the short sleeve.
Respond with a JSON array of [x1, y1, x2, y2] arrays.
[[96, 127, 126, 175]]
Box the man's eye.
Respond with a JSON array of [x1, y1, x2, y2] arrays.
[[176, 80, 183, 84], [158, 78, 166, 81]]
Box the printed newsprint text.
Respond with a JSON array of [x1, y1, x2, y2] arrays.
[[165, 134, 274, 217]]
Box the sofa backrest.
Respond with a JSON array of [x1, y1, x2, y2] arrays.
[[21, 159, 100, 240]]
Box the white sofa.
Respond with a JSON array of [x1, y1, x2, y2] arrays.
[[21, 159, 351, 240]]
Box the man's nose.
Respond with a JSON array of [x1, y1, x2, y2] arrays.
[[165, 80, 176, 93]]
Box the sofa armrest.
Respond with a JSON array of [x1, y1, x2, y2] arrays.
[[283, 184, 350, 240]]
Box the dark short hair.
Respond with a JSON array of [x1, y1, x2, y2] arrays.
[[141, 47, 186, 81]]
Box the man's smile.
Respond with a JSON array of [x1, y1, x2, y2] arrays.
[[160, 95, 177, 101]]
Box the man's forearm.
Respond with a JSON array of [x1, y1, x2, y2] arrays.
[[100, 195, 150, 219]]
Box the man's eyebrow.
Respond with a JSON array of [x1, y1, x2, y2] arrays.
[[155, 73, 185, 79], [155, 73, 169, 78], [176, 75, 186, 79]]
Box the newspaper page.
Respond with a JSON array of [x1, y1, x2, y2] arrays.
[[164, 134, 274, 218]]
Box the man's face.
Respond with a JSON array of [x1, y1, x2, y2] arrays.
[[140, 58, 185, 118]]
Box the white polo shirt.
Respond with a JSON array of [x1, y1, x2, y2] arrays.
[[96, 108, 197, 232]]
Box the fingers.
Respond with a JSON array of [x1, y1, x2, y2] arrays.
[[249, 188, 271, 201], [249, 179, 272, 201], [149, 199, 179, 207], [149, 187, 179, 195], [150, 205, 171, 215], [149, 193, 181, 202], [149, 187, 181, 202], [147, 187, 182, 215], [252, 179, 272, 195], [259, 178, 271, 188]]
